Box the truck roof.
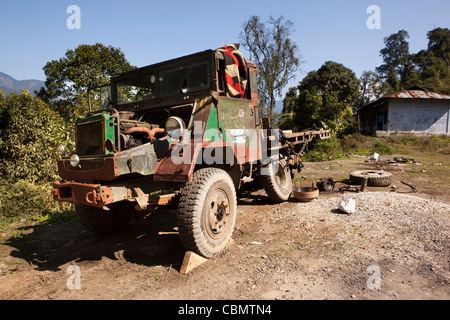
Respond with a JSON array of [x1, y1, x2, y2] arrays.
[[110, 49, 215, 80]]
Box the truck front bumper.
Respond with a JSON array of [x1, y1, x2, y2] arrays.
[[52, 179, 177, 210], [52, 181, 115, 208]]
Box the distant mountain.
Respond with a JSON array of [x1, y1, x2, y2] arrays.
[[0, 72, 45, 96]]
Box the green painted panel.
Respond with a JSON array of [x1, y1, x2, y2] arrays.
[[204, 106, 219, 142], [76, 113, 116, 155], [218, 97, 256, 146], [103, 116, 115, 155]]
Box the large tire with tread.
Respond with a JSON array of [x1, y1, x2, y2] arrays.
[[177, 168, 237, 258], [349, 170, 393, 187], [261, 159, 292, 202], [75, 202, 133, 236]]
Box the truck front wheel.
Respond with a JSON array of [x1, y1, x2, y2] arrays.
[[177, 168, 237, 258], [75, 202, 133, 236]]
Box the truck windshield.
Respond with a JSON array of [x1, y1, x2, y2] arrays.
[[89, 85, 112, 111], [117, 73, 156, 105], [116, 62, 209, 105]]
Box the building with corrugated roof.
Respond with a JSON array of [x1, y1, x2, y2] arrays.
[[358, 87, 450, 136]]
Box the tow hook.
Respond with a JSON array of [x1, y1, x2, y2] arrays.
[[86, 187, 113, 205]]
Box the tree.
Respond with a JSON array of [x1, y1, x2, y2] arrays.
[[0, 90, 70, 182], [359, 70, 390, 107], [411, 27, 450, 94], [427, 27, 450, 69], [282, 87, 298, 114], [361, 27, 449, 102], [288, 61, 360, 131], [239, 15, 300, 119], [376, 30, 416, 92], [38, 43, 135, 119], [278, 87, 298, 129]]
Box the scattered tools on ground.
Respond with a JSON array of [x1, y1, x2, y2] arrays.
[[360, 177, 369, 192], [294, 163, 422, 205], [301, 170, 421, 196], [399, 181, 418, 193], [387, 157, 422, 165], [313, 175, 372, 193], [393, 157, 408, 163], [317, 178, 335, 192], [338, 185, 361, 193]]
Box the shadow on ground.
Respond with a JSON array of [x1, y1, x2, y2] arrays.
[[5, 208, 186, 272], [5, 182, 314, 274]]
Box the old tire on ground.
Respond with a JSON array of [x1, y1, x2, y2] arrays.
[[349, 170, 393, 187], [177, 168, 237, 258], [261, 159, 292, 202], [75, 202, 133, 236]]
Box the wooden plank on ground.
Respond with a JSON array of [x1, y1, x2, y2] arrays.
[[180, 251, 208, 274], [179, 239, 235, 274]]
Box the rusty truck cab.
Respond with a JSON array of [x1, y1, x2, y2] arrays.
[[53, 47, 261, 209]]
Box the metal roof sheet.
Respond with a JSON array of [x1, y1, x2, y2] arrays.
[[358, 89, 450, 114], [384, 90, 450, 100]]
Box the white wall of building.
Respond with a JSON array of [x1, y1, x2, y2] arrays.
[[388, 99, 450, 135]]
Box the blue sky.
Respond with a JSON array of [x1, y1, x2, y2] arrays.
[[1, 0, 449, 95]]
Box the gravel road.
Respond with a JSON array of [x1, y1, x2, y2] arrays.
[[255, 191, 450, 299]]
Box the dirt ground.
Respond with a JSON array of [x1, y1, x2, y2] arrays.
[[0, 155, 449, 300]]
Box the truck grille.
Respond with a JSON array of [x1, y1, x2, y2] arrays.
[[76, 120, 104, 156], [64, 158, 105, 171]]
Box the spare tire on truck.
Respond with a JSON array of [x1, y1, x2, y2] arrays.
[[349, 170, 393, 187]]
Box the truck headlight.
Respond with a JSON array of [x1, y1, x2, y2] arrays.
[[69, 154, 80, 167], [165, 116, 186, 140], [56, 144, 66, 156]]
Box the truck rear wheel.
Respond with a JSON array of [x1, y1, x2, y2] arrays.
[[261, 159, 292, 202], [177, 168, 237, 258], [75, 202, 133, 236]]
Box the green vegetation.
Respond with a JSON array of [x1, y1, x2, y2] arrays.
[[375, 28, 450, 95], [0, 91, 74, 226], [0, 180, 75, 226], [0, 43, 133, 228], [0, 90, 70, 182], [38, 43, 135, 121], [373, 141, 395, 155], [279, 27, 449, 135], [303, 132, 450, 162], [386, 133, 450, 152], [303, 135, 344, 162], [280, 61, 360, 133]]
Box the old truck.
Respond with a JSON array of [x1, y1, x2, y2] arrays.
[[52, 44, 330, 258]]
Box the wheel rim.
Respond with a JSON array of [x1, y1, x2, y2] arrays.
[[204, 188, 230, 239]]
